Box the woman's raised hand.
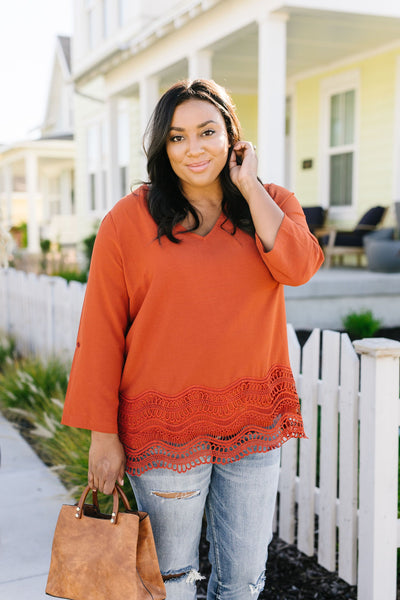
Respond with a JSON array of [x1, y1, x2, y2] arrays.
[[88, 431, 126, 495], [228, 141, 259, 196]]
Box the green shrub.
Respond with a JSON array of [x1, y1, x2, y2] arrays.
[[82, 222, 100, 273], [0, 346, 135, 510], [40, 239, 51, 254], [342, 309, 382, 339], [53, 269, 87, 284], [0, 334, 17, 372]]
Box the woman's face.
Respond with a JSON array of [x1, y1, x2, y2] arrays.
[[166, 99, 230, 197]]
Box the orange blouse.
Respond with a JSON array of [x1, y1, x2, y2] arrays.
[[62, 184, 324, 475]]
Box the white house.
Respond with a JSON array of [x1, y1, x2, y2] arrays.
[[0, 36, 75, 254], [70, 0, 400, 246]]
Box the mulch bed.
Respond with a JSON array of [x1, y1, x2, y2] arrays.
[[197, 523, 357, 599]]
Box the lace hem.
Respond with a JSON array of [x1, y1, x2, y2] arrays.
[[118, 364, 304, 476]]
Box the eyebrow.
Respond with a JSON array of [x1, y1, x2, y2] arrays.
[[169, 120, 217, 132]]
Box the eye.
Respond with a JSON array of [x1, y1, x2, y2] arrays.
[[202, 129, 215, 137], [169, 135, 184, 143]]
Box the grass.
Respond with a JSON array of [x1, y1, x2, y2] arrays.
[[0, 333, 134, 512]]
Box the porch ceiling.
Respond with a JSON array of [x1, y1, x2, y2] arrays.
[[209, 9, 400, 92]]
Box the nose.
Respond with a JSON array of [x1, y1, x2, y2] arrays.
[[186, 136, 204, 157]]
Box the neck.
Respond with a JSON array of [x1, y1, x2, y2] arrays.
[[181, 183, 223, 213]]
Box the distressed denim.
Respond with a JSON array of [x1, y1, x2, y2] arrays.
[[128, 449, 280, 600]]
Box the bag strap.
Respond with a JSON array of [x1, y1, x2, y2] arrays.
[[75, 484, 132, 525]]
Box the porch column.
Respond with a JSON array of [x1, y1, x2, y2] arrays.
[[3, 164, 13, 229], [25, 152, 40, 253], [106, 96, 119, 208], [188, 50, 212, 80], [257, 12, 288, 184], [139, 76, 159, 180]]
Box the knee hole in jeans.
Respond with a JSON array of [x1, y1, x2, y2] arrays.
[[150, 489, 200, 500], [162, 568, 205, 584], [249, 571, 266, 596]]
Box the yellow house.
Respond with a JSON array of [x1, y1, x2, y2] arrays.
[[70, 0, 400, 244], [0, 36, 75, 254], [9, 1, 400, 251]]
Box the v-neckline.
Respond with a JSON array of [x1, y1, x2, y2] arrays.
[[176, 212, 225, 240]]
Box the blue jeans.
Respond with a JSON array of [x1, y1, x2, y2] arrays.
[[128, 449, 280, 600]]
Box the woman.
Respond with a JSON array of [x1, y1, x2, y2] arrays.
[[62, 79, 324, 599]]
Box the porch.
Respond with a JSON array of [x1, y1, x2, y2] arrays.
[[285, 265, 400, 330]]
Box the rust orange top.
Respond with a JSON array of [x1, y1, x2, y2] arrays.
[[62, 184, 324, 475]]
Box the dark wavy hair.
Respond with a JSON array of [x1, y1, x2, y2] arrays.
[[143, 79, 255, 243]]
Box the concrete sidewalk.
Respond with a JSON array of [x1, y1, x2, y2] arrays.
[[0, 413, 72, 600]]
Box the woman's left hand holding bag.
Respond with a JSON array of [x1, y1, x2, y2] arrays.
[[88, 431, 126, 494]]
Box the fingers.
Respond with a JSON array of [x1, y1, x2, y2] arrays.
[[88, 467, 117, 494], [233, 141, 256, 154], [118, 463, 126, 487], [88, 431, 126, 494], [88, 469, 95, 491]]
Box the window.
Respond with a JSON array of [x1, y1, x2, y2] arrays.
[[321, 71, 359, 212], [85, 0, 96, 50], [118, 110, 130, 197], [102, 0, 112, 39], [87, 121, 108, 212], [118, 0, 129, 26], [328, 90, 355, 207]]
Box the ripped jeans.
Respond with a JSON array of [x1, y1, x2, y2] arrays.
[[128, 449, 280, 600]]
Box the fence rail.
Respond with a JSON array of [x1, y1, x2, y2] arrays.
[[1, 267, 400, 599]]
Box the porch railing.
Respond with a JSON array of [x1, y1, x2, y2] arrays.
[[1, 267, 399, 600]]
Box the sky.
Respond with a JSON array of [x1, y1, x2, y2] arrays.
[[0, 0, 73, 145]]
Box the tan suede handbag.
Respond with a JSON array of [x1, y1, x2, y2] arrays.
[[46, 483, 166, 600]]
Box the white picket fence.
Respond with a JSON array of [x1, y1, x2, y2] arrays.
[[0, 268, 85, 361], [1, 267, 400, 599]]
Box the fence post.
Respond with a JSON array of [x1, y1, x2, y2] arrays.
[[353, 338, 400, 600]]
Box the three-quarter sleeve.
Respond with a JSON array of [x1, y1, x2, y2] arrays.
[[255, 185, 324, 285], [62, 213, 130, 432]]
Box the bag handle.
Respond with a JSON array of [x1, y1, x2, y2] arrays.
[[75, 483, 132, 525]]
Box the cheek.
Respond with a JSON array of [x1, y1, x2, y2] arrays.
[[166, 146, 181, 169]]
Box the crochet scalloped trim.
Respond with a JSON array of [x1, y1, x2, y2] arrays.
[[118, 364, 305, 476]]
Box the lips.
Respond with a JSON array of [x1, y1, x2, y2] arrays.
[[186, 160, 210, 172]]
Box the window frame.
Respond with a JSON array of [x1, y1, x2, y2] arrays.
[[319, 70, 360, 220]]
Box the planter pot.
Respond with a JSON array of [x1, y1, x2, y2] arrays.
[[364, 230, 400, 272]]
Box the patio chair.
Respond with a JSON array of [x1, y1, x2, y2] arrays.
[[321, 205, 388, 268], [302, 206, 327, 236]]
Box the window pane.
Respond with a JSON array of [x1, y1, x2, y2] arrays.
[[87, 125, 99, 164], [120, 166, 127, 198], [102, 170, 107, 209], [87, 8, 94, 50], [118, 0, 127, 26], [329, 152, 353, 206], [330, 90, 355, 147], [344, 90, 355, 145], [89, 173, 96, 211], [103, 0, 113, 39], [330, 94, 342, 147]]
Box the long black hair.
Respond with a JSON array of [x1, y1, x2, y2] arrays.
[[143, 79, 255, 243]]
